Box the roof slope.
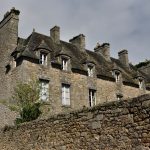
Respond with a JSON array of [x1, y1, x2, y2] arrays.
[[11, 32, 150, 87]]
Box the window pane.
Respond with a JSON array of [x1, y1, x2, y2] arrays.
[[62, 84, 70, 105], [62, 58, 68, 71], [40, 80, 49, 101], [40, 52, 47, 65], [89, 89, 96, 107]]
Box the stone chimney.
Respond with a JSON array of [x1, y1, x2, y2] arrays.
[[0, 7, 20, 58], [94, 43, 111, 61], [118, 50, 129, 68], [69, 34, 85, 51], [50, 26, 60, 44], [0, 7, 20, 45]]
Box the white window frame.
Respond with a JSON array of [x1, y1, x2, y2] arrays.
[[40, 79, 49, 101], [115, 73, 120, 82], [89, 89, 96, 107], [62, 58, 68, 71], [40, 52, 47, 65], [112, 70, 120, 83], [88, 65, 94, 77], [138, 78, 144, 89], [62, 84, 70, 106]]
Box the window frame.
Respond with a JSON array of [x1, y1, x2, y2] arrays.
[[112, 69, 121, 83], [39, 52, 48, 66], [61, 83, 71, 106], [89, 89, 96, 107], [138, 77, 145, 90], [86, 62, 95, 77], [62, 58, 68, 71], [87, 65, 94, 77], [39, 79, 49, 102], [60, 55, 71, 71]]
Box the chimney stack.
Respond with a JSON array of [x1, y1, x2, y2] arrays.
[[50, 26, 60, 44], [69, 34, 85, 51], [0, 7, 20, 49], [94, 43, 111, 61], [118, 50, 129, 68]]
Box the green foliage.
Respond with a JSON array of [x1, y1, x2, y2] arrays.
[[16, 103, 41, 124], [13, 80, 40, 107], [135, 59, 150, 68], [13, 80, 42, 124]]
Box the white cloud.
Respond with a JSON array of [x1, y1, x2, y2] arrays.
[[0, 0, 150, 64]]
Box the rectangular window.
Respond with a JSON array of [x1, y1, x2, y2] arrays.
[[40, 79, 49, 101], [62, 84, 70, 106], [88, 66, 93, 77], [89, 89, 96, 107], [40, 52, 47, 65], [62, 58, 68, 71], [139, 80, 143, 89], [115, 73, 119, 82], [113, 71, 120, 83]]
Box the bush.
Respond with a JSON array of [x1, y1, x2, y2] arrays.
[[13, 80, 42, 124], [15, 103, 41, 124], [13, 80, 40, 107]]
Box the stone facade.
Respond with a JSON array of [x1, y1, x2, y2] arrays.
[[0, 104, 18, 128], [0, 94, 150, 149], [0, 8, 150, 116], [0, 8, 20, 100]]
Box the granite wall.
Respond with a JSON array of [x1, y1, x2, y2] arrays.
[[0, 94, 150, 150], [16, 60, 149, 117]]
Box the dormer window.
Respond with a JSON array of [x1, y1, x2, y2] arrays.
[[88, 65, 94, 77], [62, 58, 68, 71], [60, 55, 70, 71], [112, 70, 121, 83], [115, 72, 120, 82], [40, 52, 47, 65], [138, 77, 144, 90], [86, 63, 95, 77]]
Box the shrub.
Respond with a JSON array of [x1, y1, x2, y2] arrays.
[[13, 80, 42, 124], [15, 103, 41, 124]]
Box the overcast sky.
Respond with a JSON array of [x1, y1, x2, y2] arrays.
[[0, 0, 150, 64]]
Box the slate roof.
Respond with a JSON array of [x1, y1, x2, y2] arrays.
[[11, 31, 150, 89]]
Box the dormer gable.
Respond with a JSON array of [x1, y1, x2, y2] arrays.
[[35, 40, 52, 52], [135, 72, 146, 91], [82, 60, 96, 77], [112, 64, 122, 83], [33, 40, 52, 66]]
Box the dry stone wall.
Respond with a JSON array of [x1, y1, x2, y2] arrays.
[[0, 94, 150, 150]]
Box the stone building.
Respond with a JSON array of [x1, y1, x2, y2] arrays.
[[0, 8, 150, 115]]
